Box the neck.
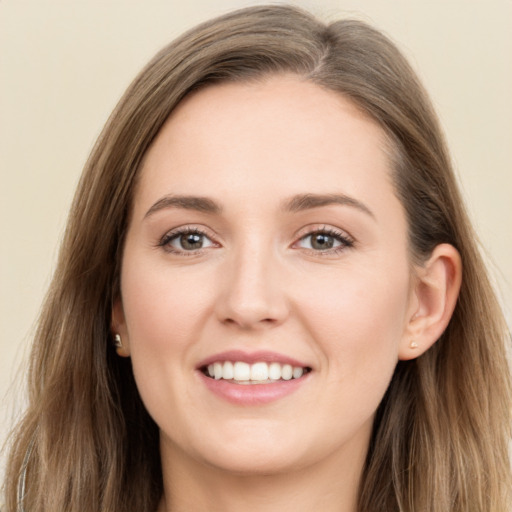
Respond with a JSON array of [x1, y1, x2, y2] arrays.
[[157, 437, 367, 512]]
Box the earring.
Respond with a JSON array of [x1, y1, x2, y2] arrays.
[[114, 333, 123, 349], [410, 340, 419, 349]]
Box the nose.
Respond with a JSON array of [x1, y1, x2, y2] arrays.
[[215, 243, 289, 330]]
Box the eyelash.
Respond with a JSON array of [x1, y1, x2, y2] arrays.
[[157, 226, 354, 256], [296, 227, 354, 255], [158, 227, 215, 256]]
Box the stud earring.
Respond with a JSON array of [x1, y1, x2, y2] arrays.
[[114, 333, 123, 349], [410, 340, 419, 349]]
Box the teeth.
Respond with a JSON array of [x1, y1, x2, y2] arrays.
[[281, 364, 293, 380], [268, 362, 281, 380], [223, 361, 234, 380], [233, 362, 250, 381], [214, 362, 223, 380], [205, 361, 308, 382], [250, 362, 268, 381], [292, 366, 303, 379]]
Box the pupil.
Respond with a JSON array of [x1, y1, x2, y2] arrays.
[[312, 233, 334, 250], [181, 233, 202, 250]]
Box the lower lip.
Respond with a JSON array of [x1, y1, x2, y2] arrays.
[[198, 371, 310, 405]]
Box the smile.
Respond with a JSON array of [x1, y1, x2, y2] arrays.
[[203, 361, 311, 384], [197, 350, 312, 404]]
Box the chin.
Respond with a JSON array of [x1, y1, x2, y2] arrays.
[[201, 448, 308, 476], [182, 426, 319, 476]]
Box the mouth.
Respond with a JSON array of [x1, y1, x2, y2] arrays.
[[200, 361, 312, 385], [197, 351, 312, 404]]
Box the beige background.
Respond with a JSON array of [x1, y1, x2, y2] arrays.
[[1, 0, 511, 477]]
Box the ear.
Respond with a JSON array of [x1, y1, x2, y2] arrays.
[[399, 243, 462, 361], [111, 298, 131, 357]]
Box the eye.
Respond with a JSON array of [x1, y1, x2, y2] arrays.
[[160, 228, 216, 253], [296, 228, 353, 253]]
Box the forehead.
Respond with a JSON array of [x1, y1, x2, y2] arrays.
[[135, 75, 398, 216]]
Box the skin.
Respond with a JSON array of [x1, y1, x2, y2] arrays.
[[113, 75, 461, 512]]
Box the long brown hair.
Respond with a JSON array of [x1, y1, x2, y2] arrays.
[[4, 5, 511, 511]]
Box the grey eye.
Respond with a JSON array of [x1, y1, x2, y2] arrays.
[[308, 233, 336, 250], [297, 231, 351, 251], [167, 231, 214, 251], [179, 233, 205, 250]]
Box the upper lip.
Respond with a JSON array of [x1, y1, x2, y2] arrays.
[[196, 350, 310, 369]]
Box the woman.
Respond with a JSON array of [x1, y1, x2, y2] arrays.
[[3, 5, 511, 511]]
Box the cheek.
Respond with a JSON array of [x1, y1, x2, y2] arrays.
[[118, 258, 217, 428], [121, 259, 215, 354], [294, 265, 409, 439], [296, 261, 410, 380]]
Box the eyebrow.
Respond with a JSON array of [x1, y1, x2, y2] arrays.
[[284, 193, 375, 219], [144, 192, 374, 219], [144, 195, 222, 218]]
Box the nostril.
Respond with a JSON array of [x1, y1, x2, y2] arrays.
[[221, 316, 280, 329]]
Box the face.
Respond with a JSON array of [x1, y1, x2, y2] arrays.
[[114, 75, 417, 476]]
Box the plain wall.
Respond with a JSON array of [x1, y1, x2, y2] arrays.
[[1, 0, 511, 478]]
